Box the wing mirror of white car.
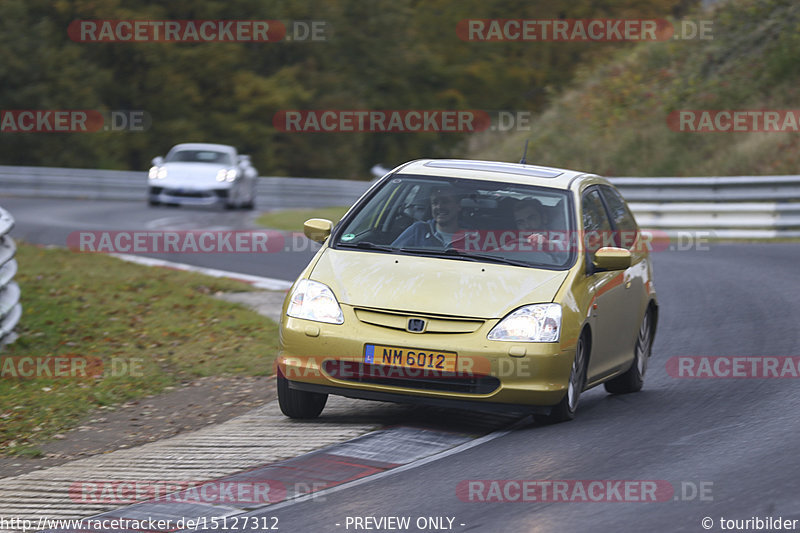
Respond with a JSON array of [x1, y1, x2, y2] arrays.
[[304, 218, 333, 243], [151, 156, 164, 166], [592, 246, 632, 272]]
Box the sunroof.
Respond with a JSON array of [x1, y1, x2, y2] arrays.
[[424, 160, 563, 178]]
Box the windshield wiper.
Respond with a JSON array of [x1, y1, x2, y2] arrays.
[[399, 247, 534, 267], [337, 241, 396, 252]]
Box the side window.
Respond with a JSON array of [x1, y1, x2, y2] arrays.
[[600, 186, 638, 249], [581, 189, 612, 254]]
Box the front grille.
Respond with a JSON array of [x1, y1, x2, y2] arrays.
[[166, 189, 212, 198], [322, 360, 500, 395], [354, 308, 484, 334]]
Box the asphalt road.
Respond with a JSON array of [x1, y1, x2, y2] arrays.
[[249, 243, 800, 532], [4, 196, 800, 532], [1, 196, 317, 281]]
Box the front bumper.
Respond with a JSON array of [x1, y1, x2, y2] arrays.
[[278, 305, 577, 409], [149, 186, 229, 206]]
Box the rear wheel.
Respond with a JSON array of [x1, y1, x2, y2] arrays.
[[535, 333, 588, 424], [604, 309, 652, 394], [277, 374, 327, 419]]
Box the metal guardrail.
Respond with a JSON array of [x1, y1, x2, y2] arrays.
[[0, 165, 368, 209], [610, 176, 800, 238], [0, 206, 22, 347], [1, 165, 799, 238]]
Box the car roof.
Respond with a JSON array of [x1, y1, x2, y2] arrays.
[[168, 143, 236, 154], [394, 159, 595, 190]]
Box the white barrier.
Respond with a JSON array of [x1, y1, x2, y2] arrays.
[[0, 206, 21, 346]]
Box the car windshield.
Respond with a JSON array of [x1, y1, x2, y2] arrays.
[[333, 174, 574, 269], [165, 149, 233, 166]]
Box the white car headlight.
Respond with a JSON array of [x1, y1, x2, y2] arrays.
[[149, 166, 167, 180], [488, 303, 561, 342], [286, 279, 344, 324], [216, 169, 238, 182]]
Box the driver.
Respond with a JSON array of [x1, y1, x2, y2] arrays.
[[392, 185, 464, 248]]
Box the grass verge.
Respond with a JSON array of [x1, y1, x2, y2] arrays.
[[256, 206, 350, 231], [0, 243, 279, 456]]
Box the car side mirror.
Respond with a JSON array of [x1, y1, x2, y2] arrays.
[[592, 247, 632, 272], [151, 156, 164, 166], [304, 218, 333, 243]]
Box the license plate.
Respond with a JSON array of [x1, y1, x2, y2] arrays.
[[364, 344, 457, 372]]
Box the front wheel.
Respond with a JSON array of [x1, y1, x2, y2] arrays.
[[604, 309, 652, 394], [277, 375, 327, 419], [148, 188, 160, 206], [535, 333, 588, 424]]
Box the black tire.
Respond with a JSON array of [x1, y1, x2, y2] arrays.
[[604, 309, 653, 394], [148, 199, 160, 206], [535, 332, 588, 424], [277, 374, 327, 419]]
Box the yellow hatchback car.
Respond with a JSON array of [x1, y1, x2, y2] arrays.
[[277, 159, 658, 423]]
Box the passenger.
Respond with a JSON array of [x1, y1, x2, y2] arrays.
[[513, 199, 549, 248]]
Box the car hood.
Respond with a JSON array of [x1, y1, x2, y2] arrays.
[[309, 248, 569, 319], [158, 162, 230, 188]]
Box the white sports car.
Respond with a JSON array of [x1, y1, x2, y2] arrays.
[[147, 143, 257, 209]]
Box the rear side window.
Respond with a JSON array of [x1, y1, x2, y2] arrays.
[[599, 186, 638, 249]]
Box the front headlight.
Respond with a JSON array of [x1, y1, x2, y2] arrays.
[[216, 169, 238, 182], [149, 166, 167, 180], [286, 279, 344, 324], [488, 303, 561, 342]]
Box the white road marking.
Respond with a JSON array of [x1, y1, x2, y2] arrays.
[[110, 253, 293, 290]]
